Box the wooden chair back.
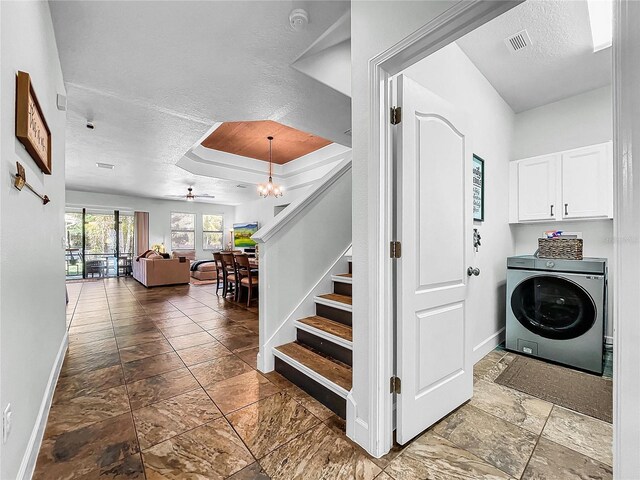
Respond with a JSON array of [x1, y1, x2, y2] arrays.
[[234, 254, 256, 282]]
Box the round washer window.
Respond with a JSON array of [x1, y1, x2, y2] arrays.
[[511, 275, 596, 340]]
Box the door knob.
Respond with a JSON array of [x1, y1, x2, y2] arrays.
[[467, 267, 480, 277]]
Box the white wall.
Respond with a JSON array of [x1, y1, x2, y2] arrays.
[[510, 85, 614, 340], [66, 190, 235, 259], [512, 86, 612, 159], [1, 2, 68, 477], [403, 42, 516, 361], [351, 0, 460, 455], [234, 185, 313, 231]]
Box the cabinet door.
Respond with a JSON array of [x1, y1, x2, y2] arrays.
[[517, 155, 558, 221], [561, 143, 611, 219]]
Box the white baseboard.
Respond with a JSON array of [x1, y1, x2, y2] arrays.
[[346, 393, 371, 454], [17, 331, 68, 480], [472, 328, 505, 364]]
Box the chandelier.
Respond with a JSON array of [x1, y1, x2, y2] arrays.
[[257, 136, 283, 198]]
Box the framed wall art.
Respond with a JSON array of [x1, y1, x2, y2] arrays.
[[16, 71, 52, 175], [472, 154, 484, 222]]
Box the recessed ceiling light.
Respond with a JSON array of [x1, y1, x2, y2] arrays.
[[96, 162, 114, 170], [587, 0, 613, 52]]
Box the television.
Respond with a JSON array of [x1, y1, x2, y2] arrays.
[[233, 222, 259, 248]]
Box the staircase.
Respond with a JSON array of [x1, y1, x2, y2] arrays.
[[273, 260, 352, 419]]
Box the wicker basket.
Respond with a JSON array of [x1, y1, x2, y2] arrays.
[[538, 238, 584, 260]]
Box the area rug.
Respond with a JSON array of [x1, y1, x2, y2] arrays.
[[495, 355, 613, 423]]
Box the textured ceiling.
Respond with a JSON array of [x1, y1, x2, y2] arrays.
[[201, 120, 332, 164], [50, 1, 350, 204], [456, 0, 611, 113]]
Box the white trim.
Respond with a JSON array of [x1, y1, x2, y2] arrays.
[[331, 274, 352, 285], [613, 0, 640, 475], [253, 158, 352, 244], [272, 348, 349, 398], [314, 296, 353, 313], [364, 0, 522, 458], [346, 393, 370, 454], [295, 319, 353, 350], [472, 328, 506, 364], [17, 332, 68, 480]]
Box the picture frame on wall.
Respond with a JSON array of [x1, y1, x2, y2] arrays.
[[473, 154, 484, 222], [15, 71, 52, 175]]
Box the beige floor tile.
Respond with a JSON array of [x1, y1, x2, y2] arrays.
[[470, 379, 553, 434], [433, 404, 537, 478], [542, 406, 613, 467], [522, 437, 612, 480], [385, 431, 511, 480]]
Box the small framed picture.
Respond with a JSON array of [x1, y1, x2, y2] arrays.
[[472, 155, 484, 222]]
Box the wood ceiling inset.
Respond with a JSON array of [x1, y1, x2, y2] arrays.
[[201, 120, 332, 164]]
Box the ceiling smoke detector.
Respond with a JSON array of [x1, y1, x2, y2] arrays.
[[289, 8, 309, 32], [504, 29, 533, 53]]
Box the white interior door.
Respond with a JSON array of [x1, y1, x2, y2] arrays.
[[395, 74, 473, 445]]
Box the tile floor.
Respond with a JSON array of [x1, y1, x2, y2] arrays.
[[34, 278, 613, 479]]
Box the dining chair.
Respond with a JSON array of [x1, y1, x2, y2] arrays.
[[235, 254, 258, 307], [220, 252, 238, 299], [212, 252, 224, 296]]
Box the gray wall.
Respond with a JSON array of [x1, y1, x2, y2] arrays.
[[1, 2, 68, 477]]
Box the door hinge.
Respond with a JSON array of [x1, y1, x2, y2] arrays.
[[391, 106, 402, 125], [390, 376, 401, 394], [390, 241, 402, 259]]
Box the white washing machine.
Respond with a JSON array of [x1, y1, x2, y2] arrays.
[[506, 255, 607, 374]]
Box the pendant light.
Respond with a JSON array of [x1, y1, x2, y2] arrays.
[[257, 136, 283, 198]]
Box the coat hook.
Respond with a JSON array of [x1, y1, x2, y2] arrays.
[[13, 161, 50, 205]]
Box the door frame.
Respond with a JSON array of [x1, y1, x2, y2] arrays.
[[365, 0, 639, 473]]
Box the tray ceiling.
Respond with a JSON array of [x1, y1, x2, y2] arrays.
[[201, 120, 332, 164]]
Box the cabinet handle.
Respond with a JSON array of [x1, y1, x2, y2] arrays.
[[564, 203, 569, 216], [550, 205, 554, 217]]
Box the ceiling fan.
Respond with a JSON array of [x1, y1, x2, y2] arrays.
[[165, 187, 215, 202]]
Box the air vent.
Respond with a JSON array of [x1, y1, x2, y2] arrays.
[[344, 129, 352, 137], [504, 29, 532, 53], [96, 162, 114, 170], [236, 184, 248, 189]]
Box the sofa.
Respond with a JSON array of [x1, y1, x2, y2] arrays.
[[132, 256, 190, 287]]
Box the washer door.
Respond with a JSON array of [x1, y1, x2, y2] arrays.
[[510, 275, 596, 340]]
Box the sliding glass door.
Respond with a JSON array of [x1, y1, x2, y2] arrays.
[[65, 208, 135, 280]]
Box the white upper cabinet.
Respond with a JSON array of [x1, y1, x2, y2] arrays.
[[510, 142, 613, 223], [516, 154, 559, 222], [561, 143, 612, 219]]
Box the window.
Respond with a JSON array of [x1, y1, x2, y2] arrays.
[[202, 214, 224, 250], [171, 212, 195, 250]]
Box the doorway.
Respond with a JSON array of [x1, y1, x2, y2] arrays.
[[363, 0, 630, 471]]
